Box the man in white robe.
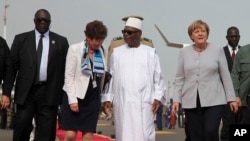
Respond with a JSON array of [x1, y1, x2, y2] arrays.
[[102, 17, 166, 141]]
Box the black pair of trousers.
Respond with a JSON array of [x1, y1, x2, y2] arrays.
[[239, 96, 250, 124], [12, 85, 58, 141], [220, 103, 237, 141], [220, 96, 250, 141], [185, 94, 224, 141]]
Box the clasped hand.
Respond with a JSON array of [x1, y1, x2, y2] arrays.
[[103, 101, 112, 119], [152, 99, 161, 113], [0, 95, 10, 109]]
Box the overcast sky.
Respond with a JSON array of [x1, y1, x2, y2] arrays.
[[1, 0, 250, 97]]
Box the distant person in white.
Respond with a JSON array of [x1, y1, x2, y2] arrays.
[[29, 118, 35, 141], [102, 17, 166, 141]]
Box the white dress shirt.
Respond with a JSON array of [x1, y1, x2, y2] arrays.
[[35, 30, 49, 81]]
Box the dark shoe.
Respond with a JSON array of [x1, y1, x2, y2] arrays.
[[111, 134, 115, 139]]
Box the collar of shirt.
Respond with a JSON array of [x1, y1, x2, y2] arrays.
[[227, 44, 239, 54], [35, 30, 49, 40], [35, 30, 49, 47]]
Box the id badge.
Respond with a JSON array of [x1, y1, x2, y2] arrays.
[[92, 80, 97, 88]]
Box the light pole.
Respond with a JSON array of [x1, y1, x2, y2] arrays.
[[3, 0, 10, 40]]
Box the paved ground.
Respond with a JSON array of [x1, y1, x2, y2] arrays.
[[96, 118, 186, 141], [0, 90, 186, 141], [0, 118, 186, 141]]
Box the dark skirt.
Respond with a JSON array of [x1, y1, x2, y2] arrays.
[[62, 78, 101, 132]]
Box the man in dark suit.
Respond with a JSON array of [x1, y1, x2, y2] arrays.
[[6, 9, 69, 141], [0, 36, 12, 128], [220, 26, 241, 141]]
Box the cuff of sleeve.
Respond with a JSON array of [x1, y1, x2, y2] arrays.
[[101, 94, 113, 103], [68, 97, 78, 104], [154, 94, 166, 105]]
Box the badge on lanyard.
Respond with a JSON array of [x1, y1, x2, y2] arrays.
[[92, 73, 97, 88], [92, 80, 97, 88]]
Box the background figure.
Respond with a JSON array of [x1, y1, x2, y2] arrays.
[[29, 118, 35, 141], [177, 107, 185, 128], [102, 16, 166, 141], [7, 9, 69, 141], [0, 36, 12, 129], [6, 99, 15, 129], [168, 98, 176, 129], [156, 104, 163, 130], [171, 20, 238, 141], [164, 105, 170, 128], [220, 26, 241, 141], [62, 20, 107, 141]]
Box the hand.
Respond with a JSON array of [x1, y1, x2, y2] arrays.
[[0, 95, 10, 109], [236, 97, 242, 107], [152, 99, 161, 113], [103, 101, 112, 117], [229, 101, 238, 113], [171, 102, 180, 115], [70, 103, 79, 112]]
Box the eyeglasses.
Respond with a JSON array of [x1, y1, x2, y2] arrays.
[[35, 18, 51, 23], [121, 30, 139, 35], [227, 35, 240, 38]]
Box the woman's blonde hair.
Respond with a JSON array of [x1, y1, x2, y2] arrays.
[[188, 20, 210, 40]]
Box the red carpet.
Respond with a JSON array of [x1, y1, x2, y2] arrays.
[[56, 128, 114, 141]]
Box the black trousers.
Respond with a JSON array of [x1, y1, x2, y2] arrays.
[[185, 94, 224, 141], [239, 96, 250, 124], [12, 84, 58, 141], [220, 104, 236, 141]]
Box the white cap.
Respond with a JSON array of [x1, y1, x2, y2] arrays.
[[125, 17, 142, 30]]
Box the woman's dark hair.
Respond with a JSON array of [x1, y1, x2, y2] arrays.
[[84, 20, 107, 39]]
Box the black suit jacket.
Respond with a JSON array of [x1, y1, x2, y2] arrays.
[[223, 45, 241, 73], [0, 36, 12, 96], [8, 30, 69, 105]]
